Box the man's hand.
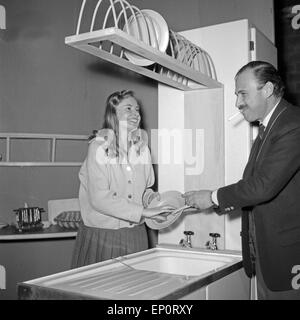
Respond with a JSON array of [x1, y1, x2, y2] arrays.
[[182, 190, 214, 210]]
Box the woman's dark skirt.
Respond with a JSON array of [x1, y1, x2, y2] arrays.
[[71, 223, 149, 268]]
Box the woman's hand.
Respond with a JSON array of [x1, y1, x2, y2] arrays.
[[147, 192, 161, 205], [142, 205, 175, 221]]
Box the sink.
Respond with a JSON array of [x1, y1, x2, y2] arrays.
[[122, 247, 240, 276], [18, 245, 243, 300]]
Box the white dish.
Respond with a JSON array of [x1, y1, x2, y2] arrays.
[[145, 205, 191, 230], [145, 190, 191, 230], [124, 9, 169, 66]]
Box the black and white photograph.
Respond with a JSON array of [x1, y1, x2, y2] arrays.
[[0, 0, 300, 305]]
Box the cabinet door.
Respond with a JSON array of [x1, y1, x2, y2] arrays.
[[179, 286, 207, 300], [180, 20, 252, 251], [207, 268, 250, 300], [181, 20, 277, 251], [0, 239, 75, 299], [157, 87, 225, 248], [158, 20, 277, 250]]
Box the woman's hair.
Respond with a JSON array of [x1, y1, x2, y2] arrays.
[[89, 90, 140, 144], [235, 61, 285, 98], [102, 90, 136, 132]]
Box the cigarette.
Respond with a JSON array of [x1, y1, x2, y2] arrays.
[[228, 112, 241, 121]]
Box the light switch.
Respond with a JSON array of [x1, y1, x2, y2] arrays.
[[0, 265, 6, 290], [0, 5, 6, 30]]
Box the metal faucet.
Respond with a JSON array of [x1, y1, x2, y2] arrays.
[[179, 231, 194, 248], [206, 233, 220, 250]]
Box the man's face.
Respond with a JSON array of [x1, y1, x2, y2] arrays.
[[235, 69, 268, 123]]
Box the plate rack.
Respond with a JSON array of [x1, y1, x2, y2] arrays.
[[65, 0, 222, 91], [0, 133, 88, 167]]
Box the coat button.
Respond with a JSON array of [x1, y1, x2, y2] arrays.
[[128, 180, 132, 184], [128, 194, 132, 199]]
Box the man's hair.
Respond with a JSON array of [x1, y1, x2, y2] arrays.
[[235, 61, 285, 98]]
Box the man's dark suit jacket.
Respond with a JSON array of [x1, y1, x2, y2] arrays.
[[217, 99, 300, 291]]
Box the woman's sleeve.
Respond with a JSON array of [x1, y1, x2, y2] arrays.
[[85, 141, 143, 223]]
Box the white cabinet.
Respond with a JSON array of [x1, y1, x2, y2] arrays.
[[158, 19, 277, 251], [207, 268, 250, 300], [157, 85, 225, 249], [180, 268, 250, 300]]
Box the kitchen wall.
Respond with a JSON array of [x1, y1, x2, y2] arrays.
[[0, 0, 274, 223], [0, 0, 158, 224]]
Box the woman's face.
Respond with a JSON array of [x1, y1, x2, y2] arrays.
[[115, 96, 141, 131]]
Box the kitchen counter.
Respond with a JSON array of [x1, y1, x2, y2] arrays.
[[0, 224, 77, 241], [17, 246, 249, 300]]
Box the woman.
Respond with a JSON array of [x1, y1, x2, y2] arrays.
[[71, 90, 172, 268]]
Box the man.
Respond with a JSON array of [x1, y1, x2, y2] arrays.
[[183, 61, 300, 300]]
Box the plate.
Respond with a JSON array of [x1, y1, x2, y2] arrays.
[[148, 190, 184, 208], [123, 9, 169, 66], [145, 190, 191, 230], [42, 221, 51, 229], [145, 205, 191, 230]]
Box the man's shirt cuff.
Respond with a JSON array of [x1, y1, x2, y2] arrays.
[[212, 190, 219, 206]]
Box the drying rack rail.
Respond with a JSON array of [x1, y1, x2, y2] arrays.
[[65, 0, 222, 91], [65, 28, 222, 90], [0, 133, 88, 167]]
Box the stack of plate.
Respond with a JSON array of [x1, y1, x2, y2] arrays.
[[168, 30, 217, 80], [122, 8, 217, 81], [124, 9, 170, 66]]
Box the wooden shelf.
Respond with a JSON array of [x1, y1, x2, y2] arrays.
[[65, 28, 223, 91], [0, 133, 88, 167], [0, 162, 83, 167], [0, 225, 77, 241]]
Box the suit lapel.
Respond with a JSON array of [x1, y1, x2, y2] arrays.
[[243, 136, 261, 179], [244, 99, 288, 179], [255, 100, 287, 162]]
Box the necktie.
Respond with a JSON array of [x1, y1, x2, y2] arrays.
[[258, 123, 265, 139]]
